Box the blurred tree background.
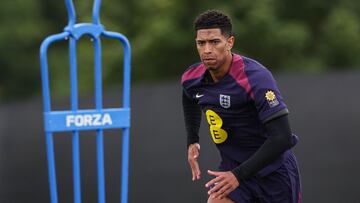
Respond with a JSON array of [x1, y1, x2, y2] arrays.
[[0, 0, 359, 102]]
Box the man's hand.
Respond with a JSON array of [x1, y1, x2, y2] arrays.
[[188, 143, 201, 181], [205, 170, 239, 200]]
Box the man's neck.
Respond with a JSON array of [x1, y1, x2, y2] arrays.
[[209, 53, 233, 83]]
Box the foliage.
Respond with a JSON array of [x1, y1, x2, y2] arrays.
[[0, 0, 359, 100]]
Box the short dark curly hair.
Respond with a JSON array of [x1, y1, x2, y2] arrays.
[[194, 10, 233, 37]]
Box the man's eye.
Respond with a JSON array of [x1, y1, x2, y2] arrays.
[[211, 40, 220, 45], [197, 41, 205, 46]]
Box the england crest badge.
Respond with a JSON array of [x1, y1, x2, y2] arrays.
[[219, 94, 231, 108]]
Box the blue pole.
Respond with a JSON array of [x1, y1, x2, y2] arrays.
[[103, 31, 131, 203], [92, 0, 102, 25], [94, 37, 106, 203], [72, 132, 81, 203], [121, 128, 130, 203], [102, 31, 131, 107], [121, 36, 131, 203], [40, 32, 70, 119], [40, 32, 70, 203], [45, 132, 58, 203], [69, 37, 82, 203], [97, 131, 105, 203], [64, 0, 76, 26]]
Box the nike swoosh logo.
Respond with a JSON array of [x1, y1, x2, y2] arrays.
[[195, 93, 204, 98]]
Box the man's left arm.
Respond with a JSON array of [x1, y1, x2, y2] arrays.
[[231, 67, 297, 181], [206, 114, 295, 199], [231, 114, 295, 181]]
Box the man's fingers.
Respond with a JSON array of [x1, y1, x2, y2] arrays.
[[191, 165, 195, 181], [205, 171, 239, 199], [211, 183, 232, 199], [205, 175, 223, 188], [207, 170, 220, 176], [193, 160, 201, 180], [188, 158, 201, 181], [207, 181, 224, 195], [189, 160, 196, 180]]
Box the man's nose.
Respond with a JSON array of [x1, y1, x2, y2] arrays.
[[204, 43, 212, 53]]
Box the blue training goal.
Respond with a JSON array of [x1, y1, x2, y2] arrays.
[[39, 0, 131, 202]]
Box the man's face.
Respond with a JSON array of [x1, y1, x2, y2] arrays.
[[195, 28, 234, 71]]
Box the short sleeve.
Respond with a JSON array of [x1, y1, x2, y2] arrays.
[[250, 69, 288, 123]]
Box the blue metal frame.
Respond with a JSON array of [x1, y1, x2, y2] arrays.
[[40, 0, 131, 202]]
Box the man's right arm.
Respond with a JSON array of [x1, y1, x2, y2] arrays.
[[182, 90, 202, 148], [182, 90, 202, 181]]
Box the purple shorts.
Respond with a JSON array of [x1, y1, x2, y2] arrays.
[[225, 152, 302, 203]]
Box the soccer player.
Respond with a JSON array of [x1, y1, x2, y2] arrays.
[[181, 10, 302, 203]]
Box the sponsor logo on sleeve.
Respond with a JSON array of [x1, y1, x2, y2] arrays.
[[265, 90, 279, 108]]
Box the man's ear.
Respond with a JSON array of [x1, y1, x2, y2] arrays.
[[227, 36, 235, 50]]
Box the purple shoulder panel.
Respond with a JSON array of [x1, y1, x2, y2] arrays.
[[228, 54, 254, 99], [181, 63, 206, 84]]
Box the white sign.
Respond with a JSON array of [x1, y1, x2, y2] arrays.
[[66, 113, 113, 127]]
